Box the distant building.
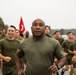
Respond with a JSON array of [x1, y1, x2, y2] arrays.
[[62, 35, 68, 40]]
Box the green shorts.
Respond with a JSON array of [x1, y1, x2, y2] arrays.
[[65, 54, 73, 65], [2, 65, 17, 75]]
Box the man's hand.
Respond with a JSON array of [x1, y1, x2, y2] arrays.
[[4, 56, 11, 62], [64, 52, 68, 56], [18, 70, 22, 75], [48, 64, 58, 74], [72, 55, 76, 63], [73, 51, 76, 54], [54, 58, 58, 64], [18, 70, 26, 75]]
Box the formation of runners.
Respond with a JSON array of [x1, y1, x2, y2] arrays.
[[0, 18, 76, 75]]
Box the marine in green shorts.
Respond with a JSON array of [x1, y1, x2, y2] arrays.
[[62, 40, 73, 65], [69, 42, 76, 68], [0, 25, 20, 75]]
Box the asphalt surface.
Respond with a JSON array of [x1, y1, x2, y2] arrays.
[[0, 69, 70, 75]]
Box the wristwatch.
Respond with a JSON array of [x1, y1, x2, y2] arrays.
[[56, 64, 61, 70]]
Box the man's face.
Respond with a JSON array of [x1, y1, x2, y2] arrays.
[[15, 30, 20, 38], [31, 19, 45, 37], [1, 29, 6, 35], [7, 27, 16, 38], [68, 33, 73, 39], [55, 32, 61, 38], [45, 27, 50, 35]]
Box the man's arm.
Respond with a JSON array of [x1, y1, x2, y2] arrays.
[[57, 56, 66, 68], [15, 55, 23, 75], [48, 57, 66, 74], [68, 50, 74, 54], [0, 53, 11, 62], [72, 55, 76, 63]]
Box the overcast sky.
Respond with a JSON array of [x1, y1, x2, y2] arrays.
[[0, 0, 76, 34]]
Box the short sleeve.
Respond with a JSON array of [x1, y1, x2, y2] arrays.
[[69, 43, 73, 51], [54, 41, 64, 60], [16, 46, 25, 58]]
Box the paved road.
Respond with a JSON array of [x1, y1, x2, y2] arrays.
[[0, 70, 70, 75], [0, 71, 70, 75], [0, 68, 72, 75]]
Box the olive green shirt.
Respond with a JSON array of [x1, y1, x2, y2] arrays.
[[69, 42, 76, 67], [0, 38, 20, 65], [62, 40, 73, 53], [17, 35, 64, 75], [69, 42, 76, 52], [55, 37, 64, 46]]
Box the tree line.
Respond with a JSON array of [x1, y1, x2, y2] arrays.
[[0, 17, 76, 35]]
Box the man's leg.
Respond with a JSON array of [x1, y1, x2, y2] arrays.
[[0, 59, 2, 70], [61, 65, 69, 75], [73, 68, 76, 75], [70, 65, 73, 75]]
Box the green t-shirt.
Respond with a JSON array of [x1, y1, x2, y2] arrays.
[[55, 37, 64, 46], [69, 42, 76, 52], [17, 35, 64, 75], [0, 38, 20, 65], [69, 42, 76, 67], [62, 40, 73, 53]]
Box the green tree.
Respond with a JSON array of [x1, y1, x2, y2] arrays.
[[0, 17, 5, 29], [5, 24, 8, 31], [60, 29, 65, 35]]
